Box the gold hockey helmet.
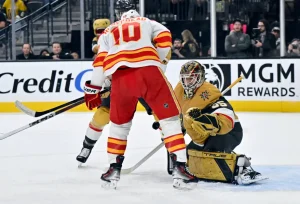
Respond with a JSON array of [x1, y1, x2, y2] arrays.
[[180, 61, 205, 99], [93, 19, 110, 36]]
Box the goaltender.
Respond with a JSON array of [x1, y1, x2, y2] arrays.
[[172, 61, 266, 185]]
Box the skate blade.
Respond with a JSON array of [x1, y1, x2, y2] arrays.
[[173, 179, 197, 190], [101, 180, 118, 190], [238, 176, 269, 185], [77, 162, 87, 168]]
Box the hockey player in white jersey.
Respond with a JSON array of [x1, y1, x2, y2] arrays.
[[83, 0, 197, 190]]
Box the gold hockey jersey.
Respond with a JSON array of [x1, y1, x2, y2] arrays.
[[174, 82, 238, 144]]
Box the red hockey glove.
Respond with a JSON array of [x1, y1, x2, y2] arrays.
[[84, 81, 102, 110]]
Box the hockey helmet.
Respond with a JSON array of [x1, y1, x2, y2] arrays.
[[93, 19, 111, 36], [180, 61, 205, 99], [115, 0, 135, 20], [121, 9, 140, 19]]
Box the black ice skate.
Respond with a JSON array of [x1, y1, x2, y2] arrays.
[[76, 142, 94, 166], [76, 147, 92, 165], [101, 155, 124, 189], [170, 153, 198, 190]]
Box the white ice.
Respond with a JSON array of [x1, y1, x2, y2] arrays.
[[0, 112, 299, 204]]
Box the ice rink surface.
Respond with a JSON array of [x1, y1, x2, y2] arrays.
[[0, 112, 299, 204]]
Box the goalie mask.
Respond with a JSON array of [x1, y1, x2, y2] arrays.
[[180, 61, 205, 99], [115, 0, 135, 20]]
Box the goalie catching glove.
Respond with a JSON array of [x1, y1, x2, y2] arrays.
[[84, 81, 102, 110], [185, 107, 220, 142]]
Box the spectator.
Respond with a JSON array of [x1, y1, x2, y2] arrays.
[[171, 38, 186, 59], [71, 51, 79, 59], [16, 43, 36, 60], [50, 42, 73, 60], [0, 10, 6, 29], [251, 19, 276, 57], [181, 29, 201, 58], [2, 0, 27, 22], [225, 19, 251, 58], [271, 27, 280, 56], [39, 49, 50, 57], [286, 39, 300, 57]]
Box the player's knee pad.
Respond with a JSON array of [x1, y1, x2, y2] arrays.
[[159, 115, 182, 139], [90, 106, 110, 129], [188, 149, 251, 184], [109, 121, 132, 140]]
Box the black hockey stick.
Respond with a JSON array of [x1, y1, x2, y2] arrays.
[[15, 89, 109, 117], [15, 97, 84, 117], [0, 99, 85, 141]]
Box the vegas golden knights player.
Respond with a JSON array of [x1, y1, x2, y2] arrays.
[[170, 61, 267, 185]]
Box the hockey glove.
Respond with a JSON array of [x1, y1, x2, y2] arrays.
[[185, 107, 220, 138], [84, 81, 102, 110]]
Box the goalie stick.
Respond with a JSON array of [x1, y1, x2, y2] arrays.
[[121, 141, 165, 174]]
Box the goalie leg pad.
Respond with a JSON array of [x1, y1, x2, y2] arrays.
[[188, 149, 241, 183], [188, 150, 267, 184]]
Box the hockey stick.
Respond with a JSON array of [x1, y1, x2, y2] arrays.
[[15, 88, 110, 117], [121, 141, 165, 174], [0, 99, 85, 141], [15, 97, 84, 117]]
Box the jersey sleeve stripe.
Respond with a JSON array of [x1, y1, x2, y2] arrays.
[[154, 31, 172, 40], [92, 51, 108, 67], [154, 36, 172, 44], [153, 34, 172, 48], [212, 108, 235, 128], [156, 41, 172, 48]]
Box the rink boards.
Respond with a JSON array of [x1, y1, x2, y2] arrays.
[[0, 59, 299, 112]]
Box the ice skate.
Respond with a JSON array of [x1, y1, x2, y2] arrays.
[[236, 168, 268, 185], [170, 153, 198, 190], [76, 146, 93, 167], [101, 155, 124, 189]]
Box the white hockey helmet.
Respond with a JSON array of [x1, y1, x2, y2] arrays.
[[121, 9, 140, 19]]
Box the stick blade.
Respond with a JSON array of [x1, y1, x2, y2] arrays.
[[121, 168, 134, 174], [15, 100, 36, 117]]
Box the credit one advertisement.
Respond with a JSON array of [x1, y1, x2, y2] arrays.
[[0, 59, 299, 104]]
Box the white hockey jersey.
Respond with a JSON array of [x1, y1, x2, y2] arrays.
[[90, 17, 172, 86]]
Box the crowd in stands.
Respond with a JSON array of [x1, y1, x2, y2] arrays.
[[170, 18, 286, 59], [1, 0, 300, 60], [0, 0, 56, 29], [168, 0, 300, 59], [16, 42, 78, 60]]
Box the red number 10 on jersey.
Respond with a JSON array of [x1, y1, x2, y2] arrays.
[[112, 22, 141, 45]]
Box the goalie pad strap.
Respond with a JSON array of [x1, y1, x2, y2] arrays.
[[214, 159, 234, 182]]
